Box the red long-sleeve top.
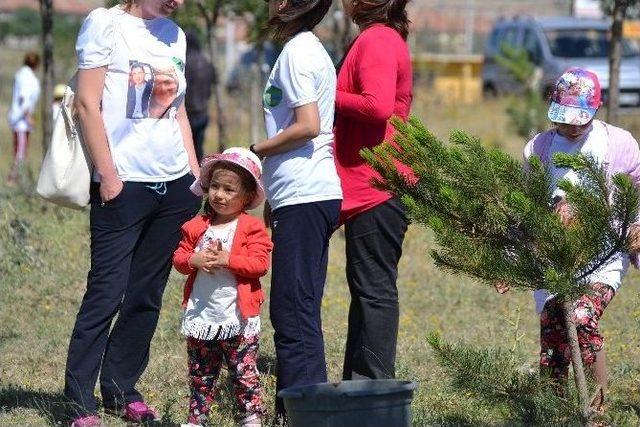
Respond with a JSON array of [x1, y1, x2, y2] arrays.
[[334, 24, 413, 223]]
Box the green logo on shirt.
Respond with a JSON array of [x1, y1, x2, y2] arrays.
[[172, 57, 184, 72], [263, 86, 283, 107]]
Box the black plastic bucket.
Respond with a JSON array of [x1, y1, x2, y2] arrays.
[[278, 380, 417, 427]]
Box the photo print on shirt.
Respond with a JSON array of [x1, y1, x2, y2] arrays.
[[126, 61, 153, 119], [126, 60, 185, 120]]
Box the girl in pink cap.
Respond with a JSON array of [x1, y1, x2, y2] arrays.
[[495, 67, 640, 411], [173, 148, 272, 427]]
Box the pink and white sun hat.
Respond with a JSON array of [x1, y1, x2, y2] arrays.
[[190, 147, 265, 210], [548, 67, 602, 126]]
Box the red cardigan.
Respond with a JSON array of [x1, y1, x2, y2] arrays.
[[334, 24, 413, 223], [172, 212, 273, 319]]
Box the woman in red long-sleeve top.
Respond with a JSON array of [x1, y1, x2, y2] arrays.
[[334, 0, 413, 381]]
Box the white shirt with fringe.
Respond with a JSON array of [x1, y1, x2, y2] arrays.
[[181, 219, 260, 341]]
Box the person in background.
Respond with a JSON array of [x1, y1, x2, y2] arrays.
[[334, 0, 413, 381], [185, 31, 215, 162], [7, 52, 41, 184]]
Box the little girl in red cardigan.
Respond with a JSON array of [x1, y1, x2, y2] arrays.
[[172, 147, 272, 427]]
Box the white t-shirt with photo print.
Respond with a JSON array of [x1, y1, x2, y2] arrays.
[[262, 31, 343, 211], [76, 6, 190, 182]]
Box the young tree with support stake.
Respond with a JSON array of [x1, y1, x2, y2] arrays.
[[362, 68, 640, 422], [601, 0, 640, 123]]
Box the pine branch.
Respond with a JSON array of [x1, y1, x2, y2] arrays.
[[427, 332, 577, 424], [363, 120, 639, 298]]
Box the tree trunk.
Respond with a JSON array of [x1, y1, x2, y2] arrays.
[[40, 0, 54, 154], [562, 299, 591, 420], [198, 1, 227, 153], [249, 62, 260, 145], [607, 0, 627, 124]]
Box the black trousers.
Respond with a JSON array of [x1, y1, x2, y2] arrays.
[[64, 174, 201, 416], [342, 198, 408, 380], [269, 200, 341, 415], [189, 114, 209, 163]]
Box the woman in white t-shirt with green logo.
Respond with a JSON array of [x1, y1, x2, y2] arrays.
[[249, 0, 342, 418], [65, 1, 201, 426]]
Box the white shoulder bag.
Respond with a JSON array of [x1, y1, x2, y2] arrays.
[[37, 74, 93, 209]]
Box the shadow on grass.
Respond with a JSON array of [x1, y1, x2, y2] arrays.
[[257, 353, 277, 377], [0, 331, 19, 346], [0, 383, 69, 425], [0, 385, 185, 427]]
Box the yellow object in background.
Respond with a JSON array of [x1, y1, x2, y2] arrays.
[[413, 54, 484, 105]]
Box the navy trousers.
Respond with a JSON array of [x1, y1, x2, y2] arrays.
[[188, 114, 209, 163], [269, 200, 341, 415], [342, 198, 408, 380], [64, 173, 201, 416]]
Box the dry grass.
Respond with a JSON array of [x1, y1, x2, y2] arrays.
[[2, 45, 640, 426]]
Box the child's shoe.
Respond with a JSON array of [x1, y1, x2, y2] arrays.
[[70, 414, 102, 427], [240, 413, 262, 427], [118, 401, 160, 423]]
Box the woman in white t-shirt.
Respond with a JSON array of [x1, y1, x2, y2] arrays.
[[249, 0, 342, 418], [6, 52, 40, 184], [65, 1, 201, 426]]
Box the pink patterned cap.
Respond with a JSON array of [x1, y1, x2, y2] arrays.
[[548, 67, 602, 125], [190, 147, 265, 210]]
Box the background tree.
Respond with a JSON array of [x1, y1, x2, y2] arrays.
[[39, 0, 54, 154], [174, 0, 268, 152], [495, 44, 548, 139], [362, 117, 639, 421]]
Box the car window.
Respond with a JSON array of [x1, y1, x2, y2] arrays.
[[503, 26, 520, 47], [487, 27, 503, 52], [545, 29, 639, 57], [523, 28, 543, 64]]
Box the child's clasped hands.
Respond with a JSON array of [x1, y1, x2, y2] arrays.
[[189, 240, 229, 273]]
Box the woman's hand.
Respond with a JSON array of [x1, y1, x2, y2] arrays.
[[493, 280, 510, 294], [99, 175, 123, 203], [628, 223, 640, 254]]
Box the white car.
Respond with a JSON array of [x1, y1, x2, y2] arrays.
[[482, 16, 640, 106]]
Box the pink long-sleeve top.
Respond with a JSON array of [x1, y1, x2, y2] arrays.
[[334, 24, 413, 223]]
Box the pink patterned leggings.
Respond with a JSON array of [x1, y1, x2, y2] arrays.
[[186, 334, 265, 425], [539, 282, 615, 380]]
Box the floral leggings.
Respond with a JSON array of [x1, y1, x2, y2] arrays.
[[540, 282, 615, 380], [187, 334, 265, 425]]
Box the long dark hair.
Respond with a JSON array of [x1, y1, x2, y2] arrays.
[[351, 0, 411, 40], [266, 0, 332, 43]]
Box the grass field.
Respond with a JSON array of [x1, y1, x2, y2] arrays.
[[2, 46, 640, 426]]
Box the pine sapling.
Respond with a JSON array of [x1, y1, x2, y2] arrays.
[[362, 117, 639, 421]]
